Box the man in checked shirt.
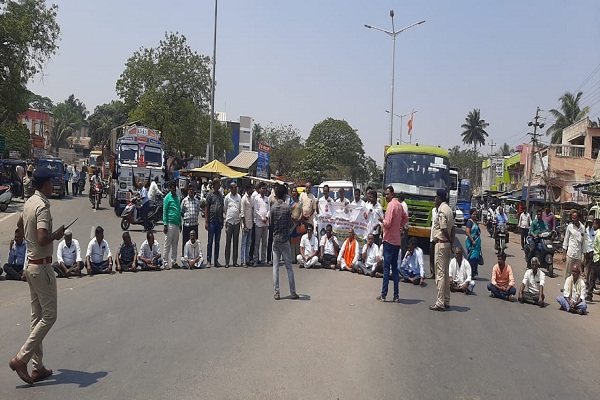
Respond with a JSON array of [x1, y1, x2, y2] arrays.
[[181, 186, 200, 255]]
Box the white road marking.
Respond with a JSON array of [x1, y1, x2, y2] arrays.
[[0, 212, 17, 224]]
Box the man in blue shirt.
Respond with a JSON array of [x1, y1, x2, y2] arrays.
[[3, 228, 27, 280], [399, 237, 426, 285], [494, 206, 510, 248]]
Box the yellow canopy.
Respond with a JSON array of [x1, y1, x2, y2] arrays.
[[190, 160, 247, 178]]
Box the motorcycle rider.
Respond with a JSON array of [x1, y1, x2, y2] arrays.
[[494, 206, 509, 250], [89, 170, 102, 204], [131, 179, 150, 231], [148, 176, 162, 203], [528, 209, 549, 266]]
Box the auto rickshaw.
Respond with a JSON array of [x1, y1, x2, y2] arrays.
[[0, 159, 27, 197]]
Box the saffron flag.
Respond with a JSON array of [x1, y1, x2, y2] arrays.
[[407, 111, 414, 135]]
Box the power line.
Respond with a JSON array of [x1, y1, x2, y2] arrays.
[[574, 61, 600, 94]]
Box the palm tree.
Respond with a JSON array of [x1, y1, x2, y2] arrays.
[[546, 91, 590, 143], [500, 142, 511, 156], [461, 109, 489, 189]]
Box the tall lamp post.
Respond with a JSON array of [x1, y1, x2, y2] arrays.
[[365, 11, 425, 146], [386, 109, 418, 143], [208, 0, 218, 162]]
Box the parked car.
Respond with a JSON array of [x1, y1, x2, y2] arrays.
[[37, 158, 65, 198], [454, 208, 464, 227]]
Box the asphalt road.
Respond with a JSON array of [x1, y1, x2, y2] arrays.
[[0, 195, 598, 399]]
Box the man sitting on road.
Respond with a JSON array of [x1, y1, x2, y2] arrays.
[[557, 264, 587, 315], [356, 233, 381, 276], [52, 229, 83, 277], [320, 224, 339, 269], [181, 230, 204, 269], [518, 257, 545, 307], [398, 237, 425, 286], [487, 253, 516, 301], [116, 232, 138, 273], [449, 248, 475, 294], [3, 228, 27, 281], [86, 226, 113, 276], [297, 225, 319, 269], [138, 231, 163, 271], [562, 210, 586, 279], [337, 228, 360, 272]]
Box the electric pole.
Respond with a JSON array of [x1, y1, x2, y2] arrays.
[[525, 106, 545, 212], [489, 140, 496, 155]]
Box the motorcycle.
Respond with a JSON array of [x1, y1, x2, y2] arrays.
[[90, 182, 102, 210], [494, 225, 508, 256], [524, 231, 555, 277], [120, 195, 155, 231], [0, 185, 12, 212]]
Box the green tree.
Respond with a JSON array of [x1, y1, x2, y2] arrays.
[[0, 0, 60, 125], [116, 32, 227, 158], [448, 145, 481, 184], [49, 96, 87, 155], [259, 123, 305, 178], [0, 121, 31, 158], [461, 109, 489, 189], [87, 100, 128, 147], [546, 91, 591, 143], [252, 123, 263, 151], [301, 118, 365, 185], [500, 142, 511, 156]]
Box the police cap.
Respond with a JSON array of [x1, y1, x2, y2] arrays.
[[436, 189, 447, 201], [33, 167, 54, 183]]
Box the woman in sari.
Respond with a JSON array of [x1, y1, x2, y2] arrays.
[[289, 187, 304, 261], [465, 207, 482, 277]]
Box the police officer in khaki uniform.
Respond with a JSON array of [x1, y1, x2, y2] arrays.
[[9, 167, 64, 384], [429, 189, 455, 311]]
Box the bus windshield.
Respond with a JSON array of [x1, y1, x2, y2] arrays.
[[459, 180, 471, 202], [385, 153, 449, 189]]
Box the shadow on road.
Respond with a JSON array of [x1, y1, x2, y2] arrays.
[[284, 294, 311, 301], [399, 298, 424, 305], [447, 305, 470, 312], [26, 368, 108, 388]]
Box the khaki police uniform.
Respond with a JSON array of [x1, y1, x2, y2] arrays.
[[432, 201, 454, 308], [16, 190, 57, 371]]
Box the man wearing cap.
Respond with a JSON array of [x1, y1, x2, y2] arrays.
[[52, 229, 83, 277], [182, 230, 204, 269], [23, 165, 34, 199], [430, 188, 455, 311], [11, 167, 65, 384], [86, 226, 113, 275]]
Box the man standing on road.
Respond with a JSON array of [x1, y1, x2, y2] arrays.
[[377, 186, 407, 303], [430, 189, 455, 311], [224, 182, 241, 268], [71, 166, 79, 197], [271, 184, 299, 300], [3, 228, 27, 281], [518, 257, 545, 307], [428, 206, 437, 279], [23, 165, 34, 199], [63, 165, 71, 196], [10, 167, 65, 384], [299, 182, 316, 229], [181, 185, 199, 255], [253, 182, 270, 266], [205, 178, 224, 268], [518, 209, 532, 249], [163, 182, 181, 270], [584, 215, 595, 276], [365, 189, 383, 245], [240, 184, 254, 268], [562, 210, 586, 279], [351, 188, 365, 207], [586, 219, 600, 302]]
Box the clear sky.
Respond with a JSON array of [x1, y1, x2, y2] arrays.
[[29, 0, 600, 165]]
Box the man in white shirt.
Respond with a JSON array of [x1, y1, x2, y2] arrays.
[[562, 210, 586, 278], [351, 188, 365, 207], [181, 230, 204, 269], [240, 183, 254, 268], [449, 248, 475, 294], [557, 264, 587, 315], [253, 183, 270, 266], [320, 224, 339, 269], [356, 233, 382, 276], [297, 225, 319, 268], [337, 228, 360, 272], [337, 188, 350, 206], [52, 229, 82, 277], [86, 226, 113, 276], [365, 189, 383, 245], [148, 176, 161, 203], [518, 210, 532, 249], [138, 231, 163, 270], [224, 182, 242, 267], [399, 237, 425, 286], [320, 184, 333, 204], [518, 257, 545, 307]]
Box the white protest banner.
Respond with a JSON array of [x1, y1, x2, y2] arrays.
[[317, 201, 378, 246]]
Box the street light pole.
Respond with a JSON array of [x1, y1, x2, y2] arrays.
[[365, 12, 425, 146], [386, 109, 418, 144], [208, 0, 218, 162]]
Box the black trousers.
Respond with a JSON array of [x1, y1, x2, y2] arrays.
[[249, 225, 256, 262]]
